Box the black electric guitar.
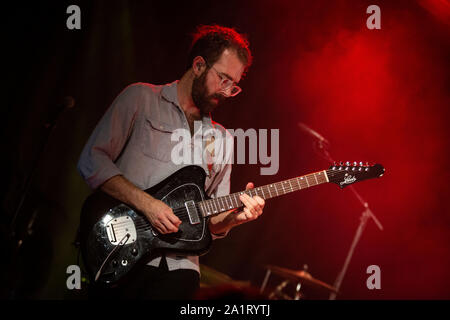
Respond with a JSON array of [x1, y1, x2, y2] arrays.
[[79, 162, 385, 286]]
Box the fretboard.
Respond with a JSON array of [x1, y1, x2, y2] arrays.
[[198, 170, 329, 217]]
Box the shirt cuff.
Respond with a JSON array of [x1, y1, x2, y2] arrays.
[[84, 163, 123, 190]]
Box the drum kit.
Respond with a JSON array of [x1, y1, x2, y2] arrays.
[[260, 264, 338, 300], [200, 263, 338, 300]]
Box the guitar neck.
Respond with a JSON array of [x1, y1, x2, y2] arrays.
[[198, 170, 329, 218]]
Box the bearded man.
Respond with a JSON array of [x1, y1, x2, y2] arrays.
[[77, 25, 265, 299]]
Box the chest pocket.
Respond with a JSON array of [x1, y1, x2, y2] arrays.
[[142, 116, 177, 162]]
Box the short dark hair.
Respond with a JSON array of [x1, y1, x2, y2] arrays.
[[187, 25, 253, 75]]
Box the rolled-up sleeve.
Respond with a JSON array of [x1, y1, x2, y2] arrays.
[[77, 84, 143, 190]]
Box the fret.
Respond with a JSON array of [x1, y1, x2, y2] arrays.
[[222, 197, 227, 210], [216, 198, 222, 212], [206, 201, 212, 215], [317, 172, 324, 184], [263, 186, 269, 199], [304, 176, 309, 187], [296, 177, 302, 190], [323, 170, 329, 183], [241, 191, 247, 205], [215, 198, 220, 211], [209, 200, 215, 214], [199, 202, 206, 217], [211, 199, 218, 213], [307, 174, 315, 186], [201, 201, 207, 215], [203, 202, 210, 216], [288, 179, 293, 192], [225, 196, 233, 209], [306, 174, 312, 186], [222, 196, 228, 210], [233, 193, 240, 207], [268, 185, 272, 198], [224, 197, 229, 210], [313, 173, 319, 185], [223, 196, 229, 210]]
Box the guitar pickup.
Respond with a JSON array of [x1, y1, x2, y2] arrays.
[[185, 200, 200, 225]]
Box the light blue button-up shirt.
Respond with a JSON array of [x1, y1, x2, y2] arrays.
[[77, 80, 233, 273]]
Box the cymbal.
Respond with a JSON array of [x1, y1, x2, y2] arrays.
[[200, 264, 251, 288], [266, 265, 338, 293]]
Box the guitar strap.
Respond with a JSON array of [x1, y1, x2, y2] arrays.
[[205, 136, 215, 177]]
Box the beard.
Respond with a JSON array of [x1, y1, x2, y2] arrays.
[[191, 69, 225, 116]]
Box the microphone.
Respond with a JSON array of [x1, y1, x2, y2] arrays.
[[297, 122, 329, 145]]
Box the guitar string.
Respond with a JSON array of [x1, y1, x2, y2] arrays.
[[107, 169, 369, 226], [107, 171, 348, 222], [110, 171, 366, 232], [112, 182, 337, 233], [110, 174, 347, 231]]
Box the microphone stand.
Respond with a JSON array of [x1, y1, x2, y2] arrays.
[[9, 100, 72, 240], [312, 140, 383, 300], [6, 97, 74, 298]]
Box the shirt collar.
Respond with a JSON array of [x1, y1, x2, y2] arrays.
[[161, 80, 215, 128]]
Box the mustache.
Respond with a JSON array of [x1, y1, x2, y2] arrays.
[[211, 93, 226, 102]]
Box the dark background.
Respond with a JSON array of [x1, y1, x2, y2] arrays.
[[2, 0, 449, 299]]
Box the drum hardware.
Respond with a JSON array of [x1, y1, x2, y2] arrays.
[[261, 264, 338, 300]]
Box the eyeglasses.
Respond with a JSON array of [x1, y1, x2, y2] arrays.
[[209, 65, 242, 97]]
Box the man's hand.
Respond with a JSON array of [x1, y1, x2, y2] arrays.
[[233, 182, 265, 225], [100, 175, 182, 235], [208, 182, 265, 235], [142, 198, 182, 234]]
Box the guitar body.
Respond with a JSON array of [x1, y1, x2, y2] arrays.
[[79, 165, 212, 286]]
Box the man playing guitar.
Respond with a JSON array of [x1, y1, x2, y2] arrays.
[[77, 25, 265, 299]]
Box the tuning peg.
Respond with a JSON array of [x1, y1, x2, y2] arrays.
[[359, 161, 363, 166], [353, 161, 357, 166], [346, 161, 350, 166]]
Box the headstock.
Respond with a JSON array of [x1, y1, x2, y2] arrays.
[[327, 161, 385, 188]]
